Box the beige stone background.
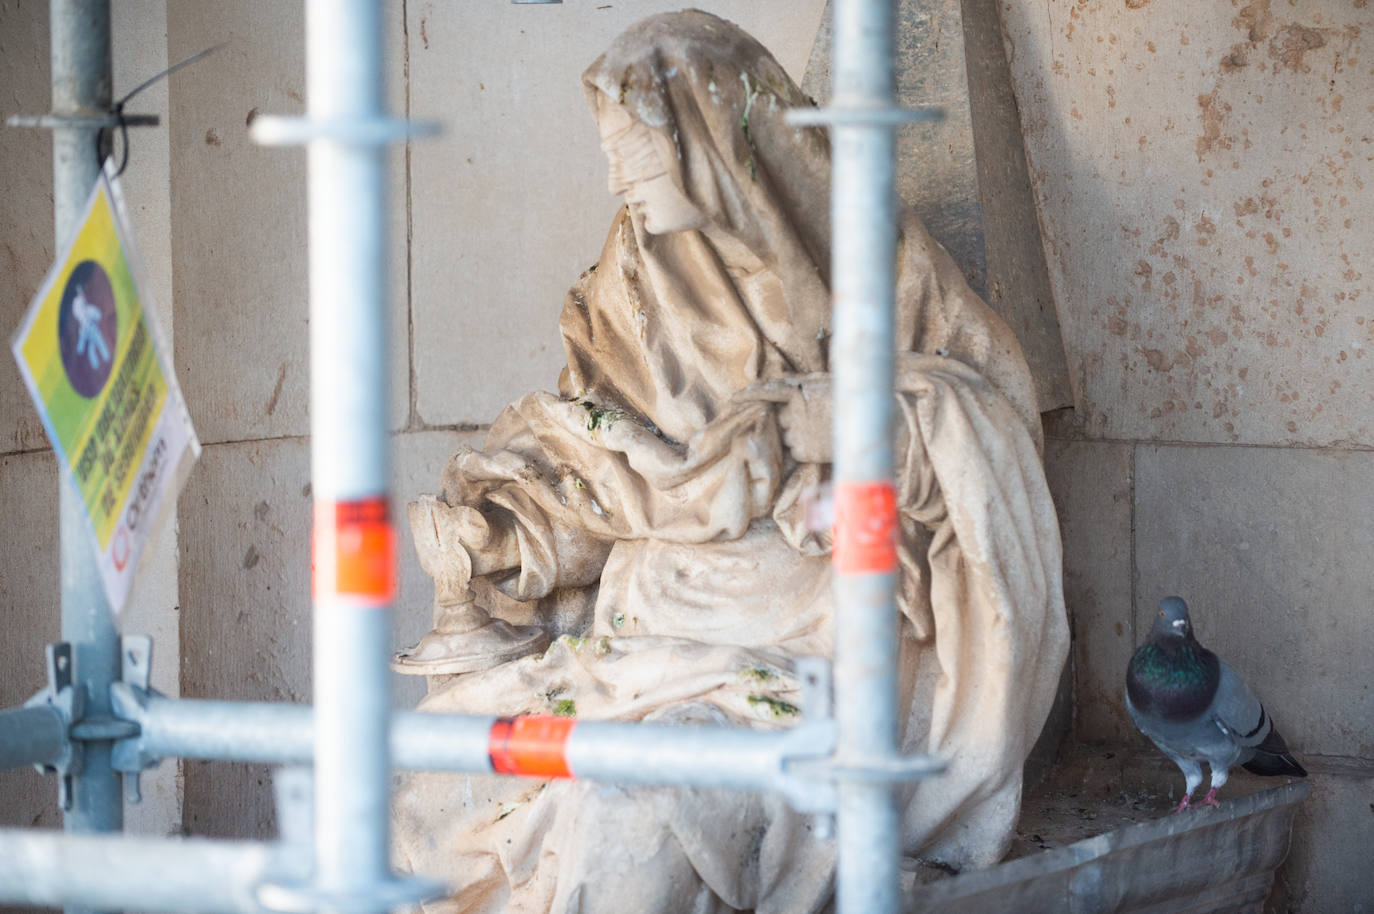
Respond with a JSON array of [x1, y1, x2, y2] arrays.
[[0, 1, 1369, 911]]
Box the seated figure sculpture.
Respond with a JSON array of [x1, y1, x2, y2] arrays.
[[394, 11, 1069, 913]]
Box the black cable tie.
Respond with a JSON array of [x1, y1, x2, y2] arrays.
[[96, 43, 225, 177]]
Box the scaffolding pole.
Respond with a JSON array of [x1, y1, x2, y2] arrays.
[[826, 0, 905, 911], [0, 830, 310, 914], [304, 1, 394, 910], [49, 9, 124, 914], [0, 705, 69, 771]]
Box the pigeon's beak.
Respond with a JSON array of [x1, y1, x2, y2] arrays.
[[1171, 619, 1187, 631]]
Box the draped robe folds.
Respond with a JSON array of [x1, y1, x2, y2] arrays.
[[394, 11, 1069, 913]]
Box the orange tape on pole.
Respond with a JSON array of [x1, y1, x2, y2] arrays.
[[312, 497, 397, 606], [832, 480, 898, 575], [488, 715, 576, 778]]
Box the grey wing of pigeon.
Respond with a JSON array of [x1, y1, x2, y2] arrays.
[[1209, 659, 1269, 758], [1214, 659, 1308, 775], [1204, 660, 1270, 769]]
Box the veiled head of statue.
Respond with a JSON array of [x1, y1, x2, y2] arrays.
[[582, 10, 830, 255]]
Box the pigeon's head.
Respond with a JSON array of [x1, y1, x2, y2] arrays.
[[1153, 596, 1193, 640]]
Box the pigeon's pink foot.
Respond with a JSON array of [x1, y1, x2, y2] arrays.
[[1199, 787, 1221, 807], [1172, 795, 1192, 814]]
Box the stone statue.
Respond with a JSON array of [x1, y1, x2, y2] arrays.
[[393, 11, 1069, 913]]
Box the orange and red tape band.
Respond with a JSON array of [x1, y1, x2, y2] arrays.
[[312, 496, 397, 606], [831, 480, 898, 575], [488, 715, 577, 778]]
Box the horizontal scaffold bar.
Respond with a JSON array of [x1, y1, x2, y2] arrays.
[[0, 829, 309, 914], [0, 704, 69, 770], [110, 688, 864, 814]]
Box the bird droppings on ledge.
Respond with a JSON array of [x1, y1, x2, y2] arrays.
[[1005, 745, 1175, 861], [903, 738, 1310, 894], [1005, 741, 1303, 863]]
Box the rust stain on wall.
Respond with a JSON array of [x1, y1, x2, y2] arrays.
[[1140, 347, 1180, 372], [1133, 259, 1153, 291], [1234, 0, 1274, 44], [1269, 24, 1330, 74], [1196, 90, 1232, 160], [1194, 215, 1217, 245], [264, 363, 287, 417]]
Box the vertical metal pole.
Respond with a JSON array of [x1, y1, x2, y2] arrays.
[[306, 0, 393, 908], [51, 5, 123, 909], [830, 1, 901, 912]]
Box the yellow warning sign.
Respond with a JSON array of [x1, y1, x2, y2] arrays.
[[11, 164, 198, 612]]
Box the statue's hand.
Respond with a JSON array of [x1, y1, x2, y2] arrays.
[[734, 374, 833, 465], [407, 497, 521, 603]]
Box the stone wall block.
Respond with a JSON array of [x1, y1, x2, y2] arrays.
[[0, 453, 59, 831], [167, 0, 409, 445], [0, 1, 56, 454], [1044, 438, 1135, 745], [1271, 770, 1374, 912]]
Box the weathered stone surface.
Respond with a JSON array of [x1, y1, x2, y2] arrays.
[[166, 0, 409, 445], [1044, 438, 1135, 745], [961, 0, 1072, 414], [0, 452, 59, 832], [1000, 0, 1374, 446], [1135, 444, 1374, 760], [908, 777, 1308, 913], [803, 0, 1073, 413], [1274, 769, 1374, 912], [409, 1, 826, 426], [1017, 748, 1369, 914], [804, 0, 986, 296], [0, 0, 56, 455], [177, 438, 311, 838], [113, 0, 174, 339]]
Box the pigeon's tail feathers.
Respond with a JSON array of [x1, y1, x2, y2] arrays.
[[1242, 725, 1308, 778], [1242, 748, 1307, 777]]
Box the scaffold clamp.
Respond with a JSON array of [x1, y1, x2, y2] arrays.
[[24, 643, 85, 810], [779, 657, 946, 805], [109, 642, 160, 783]]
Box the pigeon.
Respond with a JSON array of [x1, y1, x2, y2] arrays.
[[1125, 596, 1307, 812]]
